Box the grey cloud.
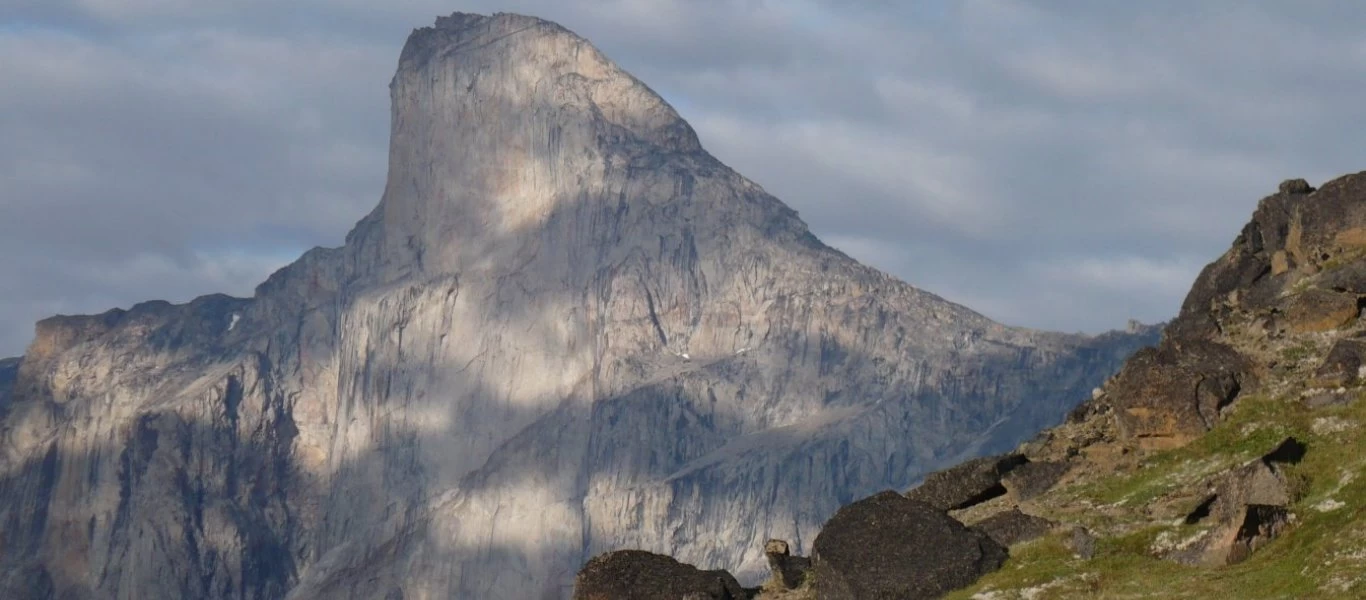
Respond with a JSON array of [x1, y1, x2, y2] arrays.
[[4, 0, 1366, 354]]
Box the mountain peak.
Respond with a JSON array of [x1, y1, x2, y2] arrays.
[[376, 11, 714, 277]]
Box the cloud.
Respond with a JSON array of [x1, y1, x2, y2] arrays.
[[4, 1, 1366, 355]]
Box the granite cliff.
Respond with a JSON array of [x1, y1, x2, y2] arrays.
[[0, 13, 1154, 599]]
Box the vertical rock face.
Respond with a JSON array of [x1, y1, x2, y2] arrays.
[[0, 12, 1155, 599]]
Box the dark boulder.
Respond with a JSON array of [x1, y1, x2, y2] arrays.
[[1279, 289, 1361, 333], [1313, 339, 1366, 388], [572, 550, 748, 600], [1106, 339, 1251, 448], [1279, 178, 1315, 195], [905, 453, 1028, 510], [973, 509, 1056, 547], [812, 491, 1007, 600], [1171, 440, 1302, 566], [1171, 505, 1292, 566], [1002, 460, 1071, 501]]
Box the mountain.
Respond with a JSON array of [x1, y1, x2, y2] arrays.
[[0, 13, 1154, 599], [612, 174, 1366, 599]]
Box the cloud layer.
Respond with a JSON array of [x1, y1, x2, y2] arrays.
[[4, 0, 1365, 354]]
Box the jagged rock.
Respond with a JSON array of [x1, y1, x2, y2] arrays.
[[811, 491, 1006, 599], [1313, 339, 1366, 387], [1316, 261, 1366, 294], [1066, 526, 1098, 560], [1207, 461, 1291, 523], [1107, 339, 1251, 449], [1170, 172, 1366, 339], [763, 540, 810, 591], [0, 12, 1154, 598], [1171, 440, 1301, 566], [905, 453, 1028, 510], [1002, 460, 1071, 501], [572, 550, 748, 600], [973, 509, 1056, 547], [1280, 289, 1361, 333], [1171, 505, 1293, 566], [1279, 178, 1315, 195]]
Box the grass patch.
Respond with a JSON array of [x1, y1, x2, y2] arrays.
[[949, 394, 1366, 598]]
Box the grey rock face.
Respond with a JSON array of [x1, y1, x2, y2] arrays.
[[0, 12, 1152, 599], [0, 356, 18, 408]]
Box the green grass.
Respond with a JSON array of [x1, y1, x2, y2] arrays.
[[1280, 340, 1319, 364], [948, 393, 1366, 598]]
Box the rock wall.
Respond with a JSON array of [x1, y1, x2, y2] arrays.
[[0, 12, 1155, 600]]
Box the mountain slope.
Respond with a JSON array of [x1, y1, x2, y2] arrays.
[[0, 13, 1153, 599], [927, 174, 1366, 598]]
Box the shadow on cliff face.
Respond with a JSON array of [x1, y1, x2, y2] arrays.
[[0, 309, 1151, 600], [0, 14, 1161, 599]]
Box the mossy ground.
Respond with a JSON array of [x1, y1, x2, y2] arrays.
[[947, 389, 1366, 599]]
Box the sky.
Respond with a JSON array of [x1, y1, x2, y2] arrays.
[[3, 0, 1365, 356]]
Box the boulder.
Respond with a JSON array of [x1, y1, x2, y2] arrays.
[[1171, 440, 1302, 566], [905, 453, 1028, 510], [1107, 339, 1251, 448], [1171, 505, 1293, 566], [1312, 339, 1366, 387], [763, 539, 810, 591], [1316, 260, 1366, 294], [812, 491, 1007, 600], [1002, 460, 1071, 501], [1280, 289, 1361, 333], [572, 550, 748, 600], [973, 509, 1056, 547], [1279, 178, 1315, 195]]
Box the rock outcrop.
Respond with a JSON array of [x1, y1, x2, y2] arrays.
[[905, 453, 1028, 510], [762, 540, 810, 592], [972, 508, 1055, 547], [0, 356, 18, 408], [810, 491, 1007, 599], [0, 12, 1154, 599], [571, 550, 748, 600]]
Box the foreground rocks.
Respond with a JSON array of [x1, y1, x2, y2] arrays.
[[905, 453, 1028, 510], [1166, 439, 1303, 566], [1106, 339, 1252, 449], [763, 539, 810, 592], [811, 491, 1007, 599], [973, 509, 1056, 547], [572, 550, 749, 600]]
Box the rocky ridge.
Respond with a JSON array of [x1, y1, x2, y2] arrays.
[[585, 173, 1366, 598], [0, 12, 1154, 599]]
